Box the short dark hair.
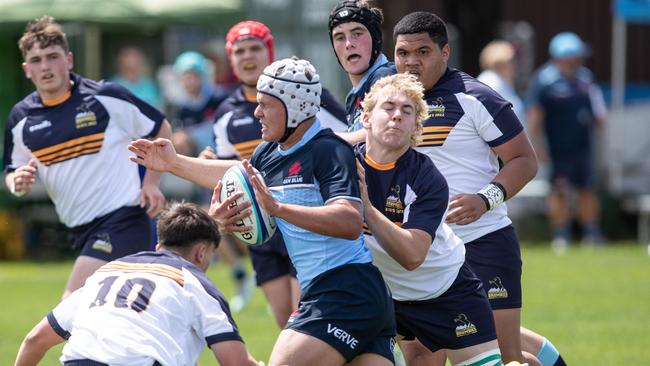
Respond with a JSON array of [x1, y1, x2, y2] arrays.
[[18, 16, 69, 58], [157, 202, 221, 252], [393, 11, 448, 47]]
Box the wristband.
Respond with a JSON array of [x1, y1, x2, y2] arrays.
[[476, 182, 506, 211]]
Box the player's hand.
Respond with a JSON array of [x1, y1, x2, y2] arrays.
[[209, 180, 252, 232], [356, 161, 371, 208], [242, 159, 280, 216], [11, 159, 38, 196], [445, 193, 488, 225], [140, 184, 165, 217], [198, 146, 217, 160], [128, 138, 178, 172]]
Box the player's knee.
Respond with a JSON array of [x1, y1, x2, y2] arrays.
[[455, 348, 501, 366]]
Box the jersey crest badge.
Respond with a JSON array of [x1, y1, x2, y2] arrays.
[[283, 161, 304, 184], [385, 185, 404, 214], [75, 102, 98, 129], [428, 97, 446, 117]]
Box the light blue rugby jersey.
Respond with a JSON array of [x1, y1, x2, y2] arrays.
[[250, 120, 372, 290]]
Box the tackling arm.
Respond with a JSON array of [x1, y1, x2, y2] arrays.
[[210, 340, 261, 366], [128, 138, 239, 190]]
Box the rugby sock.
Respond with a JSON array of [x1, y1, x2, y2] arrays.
[[536, 338, 567, 366], [456, 349, 503, 366]]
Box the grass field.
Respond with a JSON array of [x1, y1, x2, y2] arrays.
[[1, 243, 649, 365]]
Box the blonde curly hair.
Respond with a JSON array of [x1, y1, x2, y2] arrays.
[[361, 73, 428, 147]]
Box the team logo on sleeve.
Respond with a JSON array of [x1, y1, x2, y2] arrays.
[[385, 185, 404, 214], [487, 276, 509, 299], [428, 97, 446, 117], [75, 102, 98, 129], [454, 313, 478, 337]]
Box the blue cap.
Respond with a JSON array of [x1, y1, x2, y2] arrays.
[[549, 32, 590, 59], [173, 51, 207, 78]]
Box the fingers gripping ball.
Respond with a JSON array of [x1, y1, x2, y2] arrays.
[[220, 164, 277, 245]]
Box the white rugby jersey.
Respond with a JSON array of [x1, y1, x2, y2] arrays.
[[48, 251, 242, 366], [3, 73, 164, 227], [357, 144, 465, 301], [415, 68, 524, 243]]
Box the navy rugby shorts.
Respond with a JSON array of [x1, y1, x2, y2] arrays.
[[464, 225, 522, 310], [67, 205, 151, 262], [395, 262, 497, 351], [285, 262, 395, 363], [248, 231, 296, 285]]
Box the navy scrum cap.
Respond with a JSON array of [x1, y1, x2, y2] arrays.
[[328, 1, 383, 69]]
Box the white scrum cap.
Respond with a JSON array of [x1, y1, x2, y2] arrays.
[[256, 57, 322, 129]]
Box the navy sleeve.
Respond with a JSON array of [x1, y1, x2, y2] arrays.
[[401, 156, 449, 238], [486, 107, 524, 147], [313, 136, 360, 202], [465, 77, 524, 147], [98, 82, 165, 137]]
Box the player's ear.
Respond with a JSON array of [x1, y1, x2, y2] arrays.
[[361, 111, 371, 130], [22, 62, 31, 79]]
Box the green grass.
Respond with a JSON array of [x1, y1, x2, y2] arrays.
[[1, 244, 649, 365]]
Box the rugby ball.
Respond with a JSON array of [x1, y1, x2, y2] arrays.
[[219, 164, 276, 246]]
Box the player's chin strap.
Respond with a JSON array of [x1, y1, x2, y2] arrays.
[[477, 182, 508, 211]]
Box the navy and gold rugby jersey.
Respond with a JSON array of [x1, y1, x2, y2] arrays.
[[346, 53, 396, 131], [3, 73, 164, 227], [213, 86, 347, 160], [415, 67, 523, 243], [250, 121, 371, 290], [356, 143, 464, 301], [49, 251, 241, 365]]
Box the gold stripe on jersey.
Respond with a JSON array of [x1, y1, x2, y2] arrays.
[[38, 141, 104, 166], [33, 133, 105, 165], [420, 126, 453, 147], [233, 139, 263, 159], [422, 126, 453, 133], [98, 261, 185, 286]]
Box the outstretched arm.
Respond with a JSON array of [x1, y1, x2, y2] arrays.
[[140, 119, 173, 217], [14, 317, 65, 366], [128, 138, 238, 189]]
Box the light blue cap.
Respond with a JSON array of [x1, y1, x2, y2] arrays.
[[549, 32, 590, 59], [173, 51, 207, 78]]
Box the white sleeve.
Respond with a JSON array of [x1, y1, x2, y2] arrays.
[[8, 118, 34, 170], [96, 95, 160, 139], [50, 286, 86, 336], [184, 269, 241, 345], [214, 111, 239, 158]]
